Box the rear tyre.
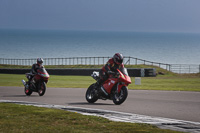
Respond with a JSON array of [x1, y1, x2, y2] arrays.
[[24, 84, 32, 96], [86, 83, 98, 103], [38, 82, 46, 96], [113, 86, 128, 105]]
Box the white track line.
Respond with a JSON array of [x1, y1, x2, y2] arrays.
[[1, 100, 200, 133]]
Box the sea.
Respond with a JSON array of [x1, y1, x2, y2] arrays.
[[0, 29, 200, 64]]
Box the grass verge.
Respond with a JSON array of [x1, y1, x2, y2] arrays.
[[0, 64, 200, 91], [0, 103, 182, 133], [0, 73, 200, 91]]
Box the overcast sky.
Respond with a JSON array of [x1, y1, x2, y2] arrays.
[[0, 0, 200, 33]]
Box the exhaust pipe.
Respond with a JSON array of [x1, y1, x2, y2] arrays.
[[22, 80, 26, 86]]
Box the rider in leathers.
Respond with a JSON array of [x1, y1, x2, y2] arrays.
[[28, 58, 44, 84], [97, 53, 124, 85]]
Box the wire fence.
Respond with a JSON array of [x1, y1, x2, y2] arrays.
[[169, 64, 200, 74], [0, 57, 199, 74]]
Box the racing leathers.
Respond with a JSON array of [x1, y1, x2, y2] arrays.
[[98, 58, 124, 85], [28, 63, 43, 83]]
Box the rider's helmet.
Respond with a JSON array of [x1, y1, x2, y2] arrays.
[[113, 53, 123, 65], [37, 58, 43, 65]]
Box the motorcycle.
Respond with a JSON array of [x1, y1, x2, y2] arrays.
[[22, 67, 50, 96], [86, 67, 131, 105]]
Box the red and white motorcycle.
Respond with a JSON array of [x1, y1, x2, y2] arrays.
[[86, 67, 131, 105]]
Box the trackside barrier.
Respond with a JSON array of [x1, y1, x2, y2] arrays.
[[0, 57, 199, 73], [0, 68, 156, 77]]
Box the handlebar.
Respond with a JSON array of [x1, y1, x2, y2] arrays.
[[108, 71, 120, 78], [107, 71, 115, 74]]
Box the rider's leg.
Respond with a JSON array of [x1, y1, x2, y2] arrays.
[[28, 75, 33, 85], [97, 70, 108, 86]]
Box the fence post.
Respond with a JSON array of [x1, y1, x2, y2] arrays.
[[189, 65, 190, 73], [135, 58, 137, 65], [199, 65, 200, 73]]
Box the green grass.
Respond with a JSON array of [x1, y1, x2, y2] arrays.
[[0, 103, 182, 133], [133, 77, 200, 91], [0, 73, 200, 91], [0, 64, 200, 91]]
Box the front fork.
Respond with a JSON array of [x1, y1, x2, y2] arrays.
[[117, 83, 124, 93]]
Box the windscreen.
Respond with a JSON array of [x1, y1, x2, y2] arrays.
[[119, 67, 129, 76], [38, 67, 47, 74]]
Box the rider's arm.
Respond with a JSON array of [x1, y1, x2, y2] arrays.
[[120, 63, 125, 68], [105, 58, 115, 72], [105, 63, 117, 74], [105, 63, 111, 72], [31, 64, 37, 74]]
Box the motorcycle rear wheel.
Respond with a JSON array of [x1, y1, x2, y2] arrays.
[[38, 82, 46, 96], [86, 83, 98, 103], [113, 86, 128, 105]]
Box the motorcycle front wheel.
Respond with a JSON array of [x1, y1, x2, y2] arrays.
[[85, 83, 98, 103], [38, 82, 46, 96], [113, 86, 128, 105], [24, 83, 32, 96]]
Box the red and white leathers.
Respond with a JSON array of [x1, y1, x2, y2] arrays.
[[99, 58, 124, 84]]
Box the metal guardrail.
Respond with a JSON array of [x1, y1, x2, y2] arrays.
[[0, 57, 199, 74], [169, 64, 200, 74], [0, 56, 171, 67]]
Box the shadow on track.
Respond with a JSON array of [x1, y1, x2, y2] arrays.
[[68, 102, 114, 106], [2, 95, 38, 97]]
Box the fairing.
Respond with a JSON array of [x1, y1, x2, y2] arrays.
[[103, 68, 131, 94], [34, 67, 50, 82]]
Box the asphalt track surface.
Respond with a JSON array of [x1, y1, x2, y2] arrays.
[[1, 86, 200, 123]]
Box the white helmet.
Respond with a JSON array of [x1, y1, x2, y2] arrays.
[[37, 58, 43, 65]]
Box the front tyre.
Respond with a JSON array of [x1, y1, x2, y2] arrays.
[[85, 83, 98, 103], [24, 84, 32, 96], [113, 86, 128, 105], [38, 82, 46, 96]]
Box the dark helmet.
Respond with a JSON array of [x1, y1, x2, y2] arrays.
[[113, 53, 123, 65], [37, 58, 43, 65]]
